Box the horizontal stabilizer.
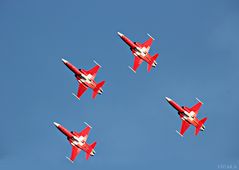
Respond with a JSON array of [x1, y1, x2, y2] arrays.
[[90, 141, 97, 149], [147, 53, 159, 72], [86, 153, 90, 160], [195, 127, 200, 136], [92, 81, 105, 99], [195, 117, 207, 135], [86, 142, 97, 160], [199, 117, 207, 124]]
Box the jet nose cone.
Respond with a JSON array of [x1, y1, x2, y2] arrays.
[[117, 32, 123, 37], [165, 97, 172, 102], [62, 58, 68, 64], [53, 122, 60, 127]]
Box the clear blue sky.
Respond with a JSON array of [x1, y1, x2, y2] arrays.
[[0, 0, 239, 169]]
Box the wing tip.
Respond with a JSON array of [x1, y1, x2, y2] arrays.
[[128, 66, 136, 73], [72, 93, 80, 100], [176, 130, 184, 137], [196, 97, 203, 104], [84, 122, 92, 128], [66, 156, 74, 163], [93, 60, 102, 67], [147, 33, 155, 40]]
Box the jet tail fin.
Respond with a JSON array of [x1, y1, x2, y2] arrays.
[[195, 117, 207, 135], [147, 53, 159, 72], [86, 142, 97, 160], [92, 81, 105, 99]]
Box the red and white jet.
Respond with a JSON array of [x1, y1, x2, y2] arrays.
[[54, 122, 96, 162], [117, 32, 159, 73], [62, 58, 105, 99], [165, 97, 208, 137]]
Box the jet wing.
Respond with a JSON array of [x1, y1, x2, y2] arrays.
[[131, 55, 143, 72], [178, 120, 190, 136], [75, 83, 88, 99], [69, 146, 81, 162], [142, 36, 154, 53], [190, 102, 202, 117], [85, 65, 101, 80], [75, 125, 91, 142]]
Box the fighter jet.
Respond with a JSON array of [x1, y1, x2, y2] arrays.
[[117, 32, 159, 73], [165, 97, 207, 137], [62, 58, 105, 99], [54, 122, 96, 162]]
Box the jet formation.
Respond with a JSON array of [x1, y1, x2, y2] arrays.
[[54, 32, 208, 164]]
